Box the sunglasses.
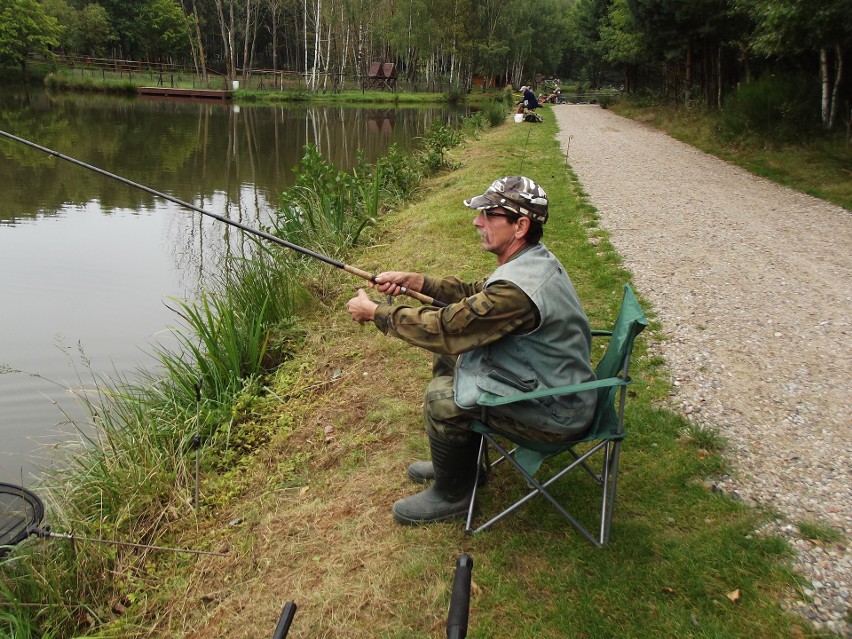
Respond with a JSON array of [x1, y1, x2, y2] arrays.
[[481, 209, 520, 221]]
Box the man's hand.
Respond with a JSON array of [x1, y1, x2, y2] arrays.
[[346, 288, 379, 324], [373, 271, 425, 297]]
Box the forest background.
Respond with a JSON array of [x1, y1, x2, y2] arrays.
[[2, 0, 851, 133]]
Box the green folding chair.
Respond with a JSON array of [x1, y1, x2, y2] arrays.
[[464, 284, 648, 547]]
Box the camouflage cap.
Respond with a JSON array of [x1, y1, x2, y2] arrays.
[[463, 176, 549, 223]]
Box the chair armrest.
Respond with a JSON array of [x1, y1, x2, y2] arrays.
[[477, 376, 631, 407], [591, 330, 613, 337]]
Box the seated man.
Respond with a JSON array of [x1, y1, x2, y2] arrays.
[[518, 86, 540, 110], [345, 176, 596, 525]]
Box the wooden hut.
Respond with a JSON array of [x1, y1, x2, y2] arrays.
[[367, 62, 398, 90]]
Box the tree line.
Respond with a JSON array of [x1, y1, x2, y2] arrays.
[[2, 0, 850, 128]]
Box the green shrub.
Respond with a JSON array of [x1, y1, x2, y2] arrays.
[[417, 120, 463, 172], [482, 100, 508, 126], [376, 144, 422, 202], [443, 86, 466, 105], [720, 74, 821, 145], [597, 94, 616, 109], [272, 145, 375, 259]]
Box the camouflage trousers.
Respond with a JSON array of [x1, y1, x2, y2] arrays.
[[424, 355, 579, 445]]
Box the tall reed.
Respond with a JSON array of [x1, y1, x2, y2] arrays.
[[1, 251, 305, 637], [272, 145, 378, 261]]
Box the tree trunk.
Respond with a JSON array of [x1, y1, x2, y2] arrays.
[[717, 46, 722, 109], [311, 0, 321, 90], [270, 3, 279, 87], [248, 2, 259, 80], [820, 47, 830, 128], [178, 0, 200, 77], [303, 0, 308, 83], [194, 12, 208, 83], [228, 1, 237, 79], [828, 44, 843, 130], [213, 0, 234, 80], [242, 0, 253, 82], [684, 43, 692, 104]]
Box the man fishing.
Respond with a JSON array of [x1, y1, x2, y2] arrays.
[[345, 176, 596, 526]]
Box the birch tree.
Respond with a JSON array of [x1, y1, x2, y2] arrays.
[[735, 0, 852, 129]]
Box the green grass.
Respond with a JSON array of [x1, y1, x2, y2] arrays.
[[171, 113, 813, 638], [610, 98, 852, 210], [797, 521, 844, 544], [19, 65, 506, 107], [0, 104, 824, 638]]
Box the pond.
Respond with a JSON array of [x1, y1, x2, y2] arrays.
[[0, 88, 467, 485]]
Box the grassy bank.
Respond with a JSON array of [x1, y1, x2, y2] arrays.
[[609, 98, 852, 211], [1, 101, 822, 638], [15, 63, 506, 106], [125, 111, 814, 637]]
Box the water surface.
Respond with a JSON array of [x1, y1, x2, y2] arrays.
[[0, 89, 464, 484]]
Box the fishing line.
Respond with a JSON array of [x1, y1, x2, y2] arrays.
[[519, 124, 534, 173], [0, 129, 445, 308]]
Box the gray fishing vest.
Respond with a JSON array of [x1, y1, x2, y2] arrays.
[[454, 243, 596, 436]]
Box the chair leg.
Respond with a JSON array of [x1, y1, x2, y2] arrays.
[[464, 436, 488, 534], [569, 448, 603, 483], [468, 434, 626, 547], [599, 440, 622, 545], [466, 434, 604, 547]]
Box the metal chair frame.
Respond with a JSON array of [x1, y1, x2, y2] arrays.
[[463, 284, 647, 547]]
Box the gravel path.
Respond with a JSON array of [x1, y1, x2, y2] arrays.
[[553, 105, 851, 637]]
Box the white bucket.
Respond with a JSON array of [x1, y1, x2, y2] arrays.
[[514, 113, 523, 123], [232, 80, 240, 90]]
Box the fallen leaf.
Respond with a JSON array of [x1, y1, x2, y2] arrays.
[[661, 587, 676, 595], [726, 589, 741, 603]]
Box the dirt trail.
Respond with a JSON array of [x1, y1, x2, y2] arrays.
[[552, 104, 851, 636]]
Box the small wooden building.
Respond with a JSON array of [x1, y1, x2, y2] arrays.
[[472, 75, 502, 90], [367, 62, 398, 90]]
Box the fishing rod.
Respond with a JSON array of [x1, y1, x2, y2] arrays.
[[0, 129, 446, 308]]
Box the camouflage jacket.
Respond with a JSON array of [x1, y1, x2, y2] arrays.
[[372, 272, 538, 356]]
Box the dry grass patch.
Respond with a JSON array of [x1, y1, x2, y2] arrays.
[[150, 299, 467, 638]]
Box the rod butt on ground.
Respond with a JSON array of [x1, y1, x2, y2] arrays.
[[447, 553, 473, 639], [272, 601, 297, 639]]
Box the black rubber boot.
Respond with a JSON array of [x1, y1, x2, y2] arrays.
[[393, 434, 480, 526], [407, 460, 434, 484], [407, 459, 488, 486]]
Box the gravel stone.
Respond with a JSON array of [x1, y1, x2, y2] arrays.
[[554, 105, 851, 637]]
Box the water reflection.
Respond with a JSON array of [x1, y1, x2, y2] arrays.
[[0, 89, 466, 484]]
